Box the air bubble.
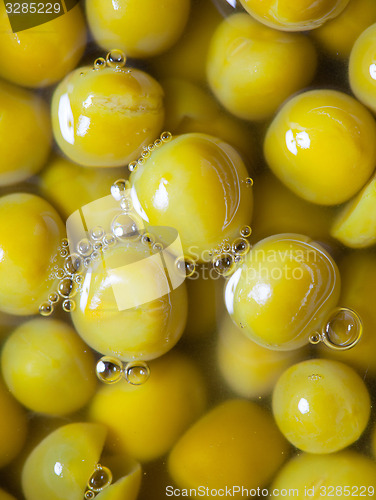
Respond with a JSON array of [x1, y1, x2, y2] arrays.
[[59, 248, 68, 258], [64, 253, 83, 275], [212, 253, 236, 276], [58, 277, 77, 298], [128, 161, 138, 172], [93, 57, 106, 70], [39, 302, 53, 316], [62, 299, 76, 312], [111, 179, 128, 200], [160, 131, 172, 142], [232, 237, 250, 256], [84, 491, 95, 500], [120, 197, 132, 211], [153, 242, 163, 252], [112, 213, 141, 241], [124, 361, 150, 385], [96, 356, 123, 384], [240, 225, 252, 238], [309, 332, 322, 345], [93, 242, 103, 251], [137, 158, 145, 166], [321, 308, 363, 351], [175, 256, 196, 277], [61, 238, 69, 247], [91, 226, 105, 241], [91, 251, 101, 262], [245, 177, 253, 187], [148, 144, 156, 152], [84, 257, 92, 268], [77, 238, 92, 257], [103, 233, 116, 247], [141, 149, 151, 159], [106, 49, 126, 68], [48, 292, 59, 304], [55, 269, 65, 280], [141, 232, 156, 246], [154, 138, 162, 147], [74, 274, 84, 285], [87, 464, 113, 492]]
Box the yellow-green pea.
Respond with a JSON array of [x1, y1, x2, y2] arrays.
[[0, 379, 28, 468], [264, 89, 376, 205], [0, 193, 65, 316], [86, 0, 190, 59], [22, 423, 106, 500], [272, 451, 376, 495], [272, 359, 371, 453], [0, 4, 86, 88], [207, 13, 317, 121], [72, 243, 187, 361], [0, 489, 16, 500], [88, 351, 206, 462], [130, 133, 253, 259], [217, 315, 302, 398], [168, 399, 289, 495], [225, 234, 340, 350], [0, 80, 51, 186], [1, 318, 97, 416], [51, 65, 164, 167]]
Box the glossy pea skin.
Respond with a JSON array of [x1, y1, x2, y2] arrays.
[[0, 80, 51, 186], [272, 359, 371, 454], [86, 0, 190, 59], [88, 351, 206, 462], [0, 378, 28, 468], [51, 65, 164, 167], [0, 4, 86, 88], [0, 194, 65, 316], [130, 133, 253, 259], [319, 251, 376, 376], [350, 22, 376, 115], [207, 13, 317, 121], [311, 0, 376, 59], [168, 399, 289, 496], [264, 89, 376, 205], [272, 451, 376, 495], [1, 318, 97, 416], [72, 244, 187, 361], [217, 315, 302, 399], [22, 423, 106, 500], [226, 234, 340, 350], [39, 156, 122, 219], [238, 0, 349, 31]]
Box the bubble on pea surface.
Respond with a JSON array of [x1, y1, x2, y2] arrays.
[[90, 226, 105, 241], [77, 238, 92, 257], [111, 179, 129, 201], [62, 299, 76, 312], [111, 213, 141, 241], [106, 49, 127, 68], [321, 307, 363, 351], [245, 177, 254, 187], [124, 361, 150, 385], [58, 277, 77, 298], [84, 491, 95, 500], [96, 356, 123, 384], [212, 253, 236, 276], [93, 57, 106, 70], [48, 292, 59, 304], [39, 302, 53, 316], [87, 464, 113, 492], [175, 256, 196, 277], [240, 225, 252, 238], [64, 253, 83, 275], [232, 237, 250, 256]]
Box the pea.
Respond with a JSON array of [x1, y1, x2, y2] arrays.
[[0, 4, 86, 88], [130, 133, 253, 259], [272, 359, 371, 453], [225, 234, 340, 350], [264, 89, 376, 205], [88, 351, 206, 462], [0, 194, 65, 316], [1, 318, 97, 416], [86, 0, 190, 59], [51, 65, 164, 167], [168, 399, 289, 495], [0, 489, 16, 500], [238, 0, 349, 31], [207, 13, 317, 122]]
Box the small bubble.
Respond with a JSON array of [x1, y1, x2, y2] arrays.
[[112, 213, 141, 241], [64, 253, 83, 275], [106, 49, 126, 68], [212, 253, 236, 276], [232, 237, 250, 256], [93, 57, 106, 70], [77, 238, 92, 257], [175, 256, 196, 277], [93, 241, 103, 251], [96, 356, 123, 384], [240, 225, 252, 238], [87, 464, 113, 492], [91, 251, 101, 261], [62, 299, 76, 312], [309, 332, 322, 345], [103, 233, 116, 247], [120, 197, 132, 212], [48, 292, 59, 304], [321, 308, 363, 351], [55, 268, 65, 280], [234, 255, 243, 263], [58, 277, 77, 298], [91, 226, 105, 241], [59, 248, 68, 258], [141, 232, 155, 246], [39, 302, 53, 316], [84, 491, 95, 500], [160, 131, 172, 142], [61, 238, 69, 247], [153, 242, 163, 252], [124, 361, 150, 385], [74, 274, 84, 285], [147, 144, 156, 152], [128, 161, 138, 172], [154, 138, 162, 147], [84, 257, 92, 268], [141, 149, 151, 159], [245, 177, 253, 187], [222, 243, 231, 252], [137, 158, 145, 166], [111, 179, 128, 200]]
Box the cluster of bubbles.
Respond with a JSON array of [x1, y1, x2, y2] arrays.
[[309, 307, 363, 350], [84, 464, 113, 499], [96, 356, 151, 386], [210, 224, 253, 277], [127, 131, 173, 173], [93, 48, 127, 71]]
